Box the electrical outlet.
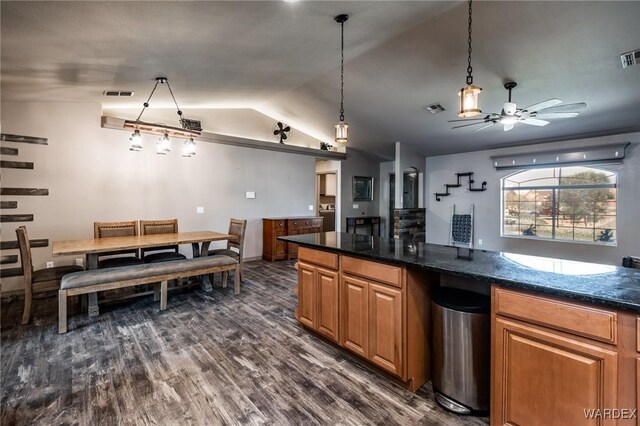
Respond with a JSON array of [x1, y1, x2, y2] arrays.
[[246, 191, 256, 199], [46, 261, 54, 268], [353, 204, 359, 209], [309, 205, 314, 211], [75, 258, 84, 267], [478, 239, 483, 245], [196, 206, 204, 214]]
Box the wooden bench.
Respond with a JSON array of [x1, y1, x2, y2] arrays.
[[58, 256, 239, 333]]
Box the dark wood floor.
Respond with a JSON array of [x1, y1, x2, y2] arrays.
[[1, 260, 488, 425]]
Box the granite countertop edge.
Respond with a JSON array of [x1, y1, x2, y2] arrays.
[[281, 233, 640, 314]]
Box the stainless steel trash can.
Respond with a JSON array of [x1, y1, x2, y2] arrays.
[[431, 287, 490, 414]]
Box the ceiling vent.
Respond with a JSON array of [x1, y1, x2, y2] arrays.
[[424, 103, 446, 114], [620, 49, 640, 68], [103, 90, 135, 97]]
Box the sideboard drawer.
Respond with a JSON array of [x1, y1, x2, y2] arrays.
[[342, 255, 402, 288], [494, 287, 617, 344]]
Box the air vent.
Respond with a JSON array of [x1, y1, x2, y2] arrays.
[[424, 103, 446, 114], [620, 49, 640, 68], [103, 90, 135, 97]]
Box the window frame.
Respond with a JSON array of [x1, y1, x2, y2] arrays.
[[500, 166, 618, 246]]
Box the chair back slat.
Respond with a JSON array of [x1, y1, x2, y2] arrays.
[[15, 226, 33, 281], [139, 219, 179, 255]]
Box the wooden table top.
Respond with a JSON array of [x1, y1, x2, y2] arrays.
[[52, 231, 231, 256]]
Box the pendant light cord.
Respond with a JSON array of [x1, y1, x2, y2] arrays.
[[466, 0, 473, 85], [339, 19, 345, 122], [134, 78, 184, 124]]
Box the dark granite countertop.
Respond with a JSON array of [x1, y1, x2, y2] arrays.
[[281, 232, 640, 313]]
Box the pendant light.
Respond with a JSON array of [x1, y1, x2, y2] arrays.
[[458, 0, 482, 118], [334, 14, 349, 145], [125, 77, 201, 156]]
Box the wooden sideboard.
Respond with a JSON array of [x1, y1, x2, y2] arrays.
[[262, 217, 323, 261]]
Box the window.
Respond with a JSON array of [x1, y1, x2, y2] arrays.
[[501, 166, 617, 244]]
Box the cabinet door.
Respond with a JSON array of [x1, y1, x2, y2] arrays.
[[341, 275, 369, 358], [287, 228, 300, 259], [274, 227, 287, 259], [297, 263, 316, 329], [325, 174, 337, 196], [316, 267, 339, 342], [493, 317, 618, 426], [368, 282, 403, 377]]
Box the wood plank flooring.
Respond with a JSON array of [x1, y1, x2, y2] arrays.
[[1, 260, 488, 426]]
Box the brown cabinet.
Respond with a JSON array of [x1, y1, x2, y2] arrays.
[[295, 248, 340, 344], [491, 286, 634, 426], [263, 217, 323, 261], [341, 274, 369, 358], [297, 248, 430, 392], [368, 282, 403, 377]]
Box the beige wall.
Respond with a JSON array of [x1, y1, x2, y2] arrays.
[[1, 102, 316, 293]]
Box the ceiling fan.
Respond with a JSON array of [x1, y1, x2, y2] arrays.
[[449, 82, 586, 132]]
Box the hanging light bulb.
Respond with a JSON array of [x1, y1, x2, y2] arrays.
[[182, 137, 196, 157], [457, 0, 482, 118], [129, 129, 143, 151], [334, 14, 349, 145], [157, 132, 171, 155]]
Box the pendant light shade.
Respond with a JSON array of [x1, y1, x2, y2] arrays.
[[334, 14, 349, 145], [157, 132, 171, 154], [457, 0, 482, 118], [129, 129, 143, 151], [335, 121, 349, 145], [182, 137, 196, 157], [458, 84, 482, 118]]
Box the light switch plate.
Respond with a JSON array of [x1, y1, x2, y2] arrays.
[[196, 206, 204, 214], [46, 261, 54, 268], [246, 191, 256, 199], [478, 239, 483, 245], [309, 205, 314, 211], [353, 204, 359, 209]]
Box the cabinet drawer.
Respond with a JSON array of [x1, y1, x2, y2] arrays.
[[298, 247, 338, 270], [342, 256, 402, 288], [494, 287, 617, 344]]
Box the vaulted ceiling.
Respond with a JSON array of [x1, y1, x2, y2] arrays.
[[2, 1, 639, 159]]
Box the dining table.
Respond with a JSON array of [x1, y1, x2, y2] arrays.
[[52, 231, 232, 316]]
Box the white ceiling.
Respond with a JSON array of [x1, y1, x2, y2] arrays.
[[2, 1, 640, 160]]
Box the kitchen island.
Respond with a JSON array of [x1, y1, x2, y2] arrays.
[[281, 232, 640, 425]]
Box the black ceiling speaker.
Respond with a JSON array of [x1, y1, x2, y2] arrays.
[[273, 122, 292, 144]]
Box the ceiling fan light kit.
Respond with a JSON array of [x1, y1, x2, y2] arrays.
[[458, 0, 482, 118], [334, 14, 349, 145], [124, 77, 200, 156]]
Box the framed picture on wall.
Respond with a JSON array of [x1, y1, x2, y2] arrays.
[[353, 176, 374, 201]]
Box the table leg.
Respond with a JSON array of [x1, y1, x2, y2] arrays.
[[191, 242, 200, 258], [198, 241, 213, 292], [86, 253, 100, 317]]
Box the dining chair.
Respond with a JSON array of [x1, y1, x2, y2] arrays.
[[139, 219, 187, 263], [93, 221, 144, 268], [208, 218, 247, 283], [16, 226, 83, 325]]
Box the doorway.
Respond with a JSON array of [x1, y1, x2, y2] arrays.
[[316, 171, 337, 232], [388, 170, 420, 238]]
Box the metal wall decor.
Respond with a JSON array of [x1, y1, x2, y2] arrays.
[[434, 172, 486, 201]]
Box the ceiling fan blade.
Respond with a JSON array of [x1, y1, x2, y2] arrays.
[[273, 130, 280, 136], [523, 99, 562, 113], [283, 126, 291, 132], [452, 121, 491, 129], [447, 118, 487, 122], [504, 123, 515, 132], [537, 102, 586, 113], [282, 134, 288, 140], [277, 122, 284, 130], [473, 123, 495, 132], [534, 112, 580, 119], [522, 118, 550, 126]]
